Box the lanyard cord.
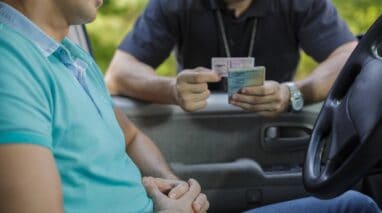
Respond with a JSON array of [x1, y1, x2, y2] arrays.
[[216, 10, 258, 57], [248, 18, 258, 57]]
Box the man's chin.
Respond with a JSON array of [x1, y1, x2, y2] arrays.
[[84, 15, 97, 24], [72, 13, 97, 25], [95, 0, 103, 9]]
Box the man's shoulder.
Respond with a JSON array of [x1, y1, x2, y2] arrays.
[[0, 24, 41, 59], [0, 24, 48, 78], [0, 24, 25, 47], [157, 0, 206, 13], [272, 0, 315, 13]]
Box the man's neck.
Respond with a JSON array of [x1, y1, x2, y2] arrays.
[[224, 0, 253, 18], [2, 0, 69, 41]]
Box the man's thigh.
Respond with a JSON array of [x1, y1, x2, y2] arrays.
[[244, 190, 381, 213]]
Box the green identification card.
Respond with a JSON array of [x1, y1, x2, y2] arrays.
[[228, 66, 266, 101]]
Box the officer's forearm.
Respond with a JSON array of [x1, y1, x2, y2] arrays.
[[296, 41, 358, 105], [105, 50, 177, 105]]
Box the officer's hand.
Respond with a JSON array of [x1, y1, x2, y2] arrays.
[[143, 177, 209, 213], [230, 81, 290, 117], [172, 67, 220, 112]]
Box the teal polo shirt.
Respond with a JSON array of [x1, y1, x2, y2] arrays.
[[0, 3, 153, 212]]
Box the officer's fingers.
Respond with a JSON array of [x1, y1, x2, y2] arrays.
[[232, 93, 279, 105], [178, 90, 209, 106], [242, 81, 279, 96], [178, 83, 209, 94], [177, 89, 210, 112], [182, 100, 208, 112], [185, 90, 210, 102], [178, 69, 220, 84], [193, 67, 214, 73]]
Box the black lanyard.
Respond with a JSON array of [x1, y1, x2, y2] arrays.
[[215, 10, 258, 58]]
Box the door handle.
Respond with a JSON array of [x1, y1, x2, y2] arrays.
[[261, 124, 312, 152]]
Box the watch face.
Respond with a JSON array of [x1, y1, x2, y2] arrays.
[[292, 98, 304, 111]]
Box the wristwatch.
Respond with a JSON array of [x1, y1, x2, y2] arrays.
[[285, 82, 304, 112]]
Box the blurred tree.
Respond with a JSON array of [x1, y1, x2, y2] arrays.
[[87, 0, 382, 79], [297, 0, 382, 79]]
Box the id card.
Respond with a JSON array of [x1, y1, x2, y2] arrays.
[[228, 66, 266, 101], [212, 57, 255, 77]]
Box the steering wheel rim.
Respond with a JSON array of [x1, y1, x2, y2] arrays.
[[303, 15, 382, 199]]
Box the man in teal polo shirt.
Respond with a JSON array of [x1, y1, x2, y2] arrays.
[[1, 1, 380, 213], [0, 0, 209, 212]]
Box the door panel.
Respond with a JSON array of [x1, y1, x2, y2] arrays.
[[114, 94, 322, 212], [262, 124, 312, 152]]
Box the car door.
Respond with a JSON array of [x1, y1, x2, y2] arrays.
[[115, 95, 321, 212], [68, 25, 320, 212]]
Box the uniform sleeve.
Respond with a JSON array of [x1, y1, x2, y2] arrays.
[[118, 0, 178, 68], [297, 0, 356, 62], [0, 40, 52, 149]]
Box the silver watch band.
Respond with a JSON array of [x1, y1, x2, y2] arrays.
[[286, 82, 304, 112]]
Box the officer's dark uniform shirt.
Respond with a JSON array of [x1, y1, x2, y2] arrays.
[[119, 0, 355, 84]]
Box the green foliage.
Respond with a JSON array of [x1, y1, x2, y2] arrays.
[[297, 0, 381, 79], [87, 0, 176, 76], [87, 0, 382, 79]]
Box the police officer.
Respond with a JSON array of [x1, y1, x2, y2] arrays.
[[106, 0, 357, 116]]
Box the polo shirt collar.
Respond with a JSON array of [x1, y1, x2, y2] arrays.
[[0, 2, 59, 57], [206, 0, 271, 18]]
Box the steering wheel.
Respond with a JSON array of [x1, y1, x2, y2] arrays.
[[304, 15, 382, 199]]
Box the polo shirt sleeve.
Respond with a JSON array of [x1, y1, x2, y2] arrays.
[[118, 0, 178, 68], [297, 0, 356, 62], [0, 40, 52, 150]]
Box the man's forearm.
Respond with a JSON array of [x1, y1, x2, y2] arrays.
[[114, 107, 177, 179], [127, 132, 178, 180], [296, 41, 358, 104], [106, 50, 177, 105]]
